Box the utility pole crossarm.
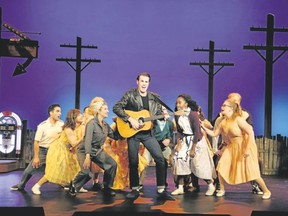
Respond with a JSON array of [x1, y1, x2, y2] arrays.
[[56, 58, 101, 63], [194, 48, 231, 52], [56, 36, 101, 109], [251, 26, 288, 32], [243, 45, 288, 51], [60, 44, 98, 49], [189, 40, 234, 122], [190, 62, 234, 66], [243, 13, 288, 138], [243, 45, 288, 63]]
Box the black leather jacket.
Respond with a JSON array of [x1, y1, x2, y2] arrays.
[[113, 88, 162, 123]]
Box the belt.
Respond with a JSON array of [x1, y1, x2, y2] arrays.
[[39, 146, 48, 149]]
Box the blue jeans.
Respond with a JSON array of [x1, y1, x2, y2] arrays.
[[17, 147, 48, 189], [127, 131, 166, 190]]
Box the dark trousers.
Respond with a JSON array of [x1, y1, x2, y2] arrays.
[[213, 154, 220, 186], [73, 151, 92, 191], [127, 131, 166, 189], [17, 147, 48, 189], [73, 149, 117, 190]]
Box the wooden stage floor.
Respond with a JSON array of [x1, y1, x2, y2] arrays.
[[1, 166, 288, 216]]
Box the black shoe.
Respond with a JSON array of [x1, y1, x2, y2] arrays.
[[92, 182, 103, 191], [138, 185, 144, 193], [187, 186, 200, 193], [126, 189, 140, 199], [102, 187, 116, 196], [252, 184, 264, 195], [10, 185, 24, 191], [157, 190, 175, 201], [68, 182, 76, 197]]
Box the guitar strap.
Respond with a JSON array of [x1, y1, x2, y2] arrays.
[[154, 96, 174, 113]]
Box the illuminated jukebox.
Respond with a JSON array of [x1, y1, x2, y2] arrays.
[[0, 111, 22, 158]]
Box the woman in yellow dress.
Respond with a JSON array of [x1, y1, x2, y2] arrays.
[[104, 122, 148, 191], [31, 109, 84, 195], [201, 99, 271, 199]]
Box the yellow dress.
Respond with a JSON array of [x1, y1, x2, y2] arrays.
[[44, 128, 81, 186], [217, 121, 260, 185]]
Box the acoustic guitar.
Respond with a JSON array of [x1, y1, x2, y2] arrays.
[[116, 109, 183, 138]]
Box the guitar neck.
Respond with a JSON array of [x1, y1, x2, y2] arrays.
[[144, 115, 164, 122], [143, 112, 175, 122]]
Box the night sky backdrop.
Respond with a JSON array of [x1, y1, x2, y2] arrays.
[[0, 0, 287, 136]]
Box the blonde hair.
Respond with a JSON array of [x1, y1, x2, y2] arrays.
[[90, 97, 104, 105], [89, 97, 105, 116], [228, 93, 243, 116], [84, 106, 93, 116], [228, 92, 242, 104]]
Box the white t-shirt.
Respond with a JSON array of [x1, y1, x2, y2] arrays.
[[34, 118, 64, 148]]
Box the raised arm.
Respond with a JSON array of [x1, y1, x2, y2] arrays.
[[201, 119, 222, 138]]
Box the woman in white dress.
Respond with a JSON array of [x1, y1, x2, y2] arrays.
[[171, 93, 217, 196]]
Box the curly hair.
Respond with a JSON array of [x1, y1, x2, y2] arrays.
[[175, 93, 199, 112], [63, 109, 81, 130], [197, 106, 206, 121]]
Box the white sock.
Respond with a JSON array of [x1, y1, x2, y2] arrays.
[[158, 188, 164, 193], [34, 183, 40, 188], [178, 185, 184, 190]]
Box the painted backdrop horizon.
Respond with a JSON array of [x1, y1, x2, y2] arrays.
[[0, 0, 287, 136]]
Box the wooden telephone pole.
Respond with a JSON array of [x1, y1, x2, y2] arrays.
[[243, 13, 288, 138], [56, 36, 101, 109], [190, 40, 234, 122]]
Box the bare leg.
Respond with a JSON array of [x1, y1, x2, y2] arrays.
[[32, 176, 48, 195], [218, 174, 225, 191], [178, 176, 184, 186], [216, 174, 226, 197], [255, 177, 271, 199], [255, 178, 269, 193], [93, 172, 99, 184], [37, 176, 48, 186]]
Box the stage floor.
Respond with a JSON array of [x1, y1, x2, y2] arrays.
[[1, 166, 288, 216]]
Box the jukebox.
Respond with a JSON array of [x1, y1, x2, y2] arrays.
[[0, 111, 22, 158]]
